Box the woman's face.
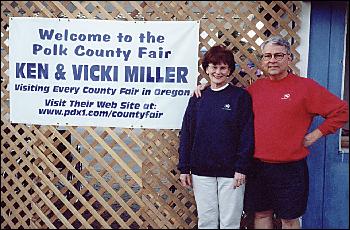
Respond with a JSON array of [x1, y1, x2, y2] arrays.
[[206, 62, 230, 89]]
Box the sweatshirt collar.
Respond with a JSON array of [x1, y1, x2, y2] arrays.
[[211, 83, 229, 91]]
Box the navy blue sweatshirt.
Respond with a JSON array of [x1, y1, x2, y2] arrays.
[[177, 84, 254, 177]]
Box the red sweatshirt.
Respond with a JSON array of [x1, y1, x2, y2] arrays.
[[247, 73, 349, 163]]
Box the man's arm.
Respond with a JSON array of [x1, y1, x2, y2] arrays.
[[306, 79, 349, 136], [304, 128, 323, 147]]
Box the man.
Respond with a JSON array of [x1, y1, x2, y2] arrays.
[[195, 36, 349, 229]]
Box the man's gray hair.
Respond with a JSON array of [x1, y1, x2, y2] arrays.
[[260, 35, 291, 54]]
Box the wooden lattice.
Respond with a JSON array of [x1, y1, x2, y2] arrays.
[[1, 1, 301, 229]]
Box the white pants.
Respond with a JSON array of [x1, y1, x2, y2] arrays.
[[192, 174, 245, 229]]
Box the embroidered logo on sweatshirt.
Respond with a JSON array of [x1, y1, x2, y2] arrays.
[[281, 93, 291, 100], [222, 104, 231, 110]]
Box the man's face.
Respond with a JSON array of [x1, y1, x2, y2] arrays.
[[261, 43, 291, 76]]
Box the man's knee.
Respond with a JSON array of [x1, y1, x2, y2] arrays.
[[281, 218, 300, 228], [255, 210, 273, 219], [254, 210, 274, 229]]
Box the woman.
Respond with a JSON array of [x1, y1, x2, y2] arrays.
[[177, 45, 254, 229]]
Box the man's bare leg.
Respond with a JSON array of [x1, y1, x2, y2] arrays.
[[254, 210, 273, 229], [281, 218, 300, 229]]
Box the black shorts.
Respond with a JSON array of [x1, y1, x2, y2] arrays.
[[244, 158, 309, 220]]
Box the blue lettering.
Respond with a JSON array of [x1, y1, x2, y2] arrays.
[[155, 67, 163, 82], [124, 66, 188, 83], [16, 63, 48, 79], [90, 65, 99, 81], [33, 44, 67, 56], [73, 65, 118, 81], [27, 63, 37, 78], [147, 66, 155, 82], [74, 45, 85, 56], [125, 66, 138, 82], [72, 65, 84, 80], [33, 44, 43, 54], [38, 29, 111, 42], [16, 63, 26, 78], [177, 67, 188, 83], [38, 29, 54, 40], [138, 47, 147, 58], [97, 101, 117, 108], [165, 67, 175, 83], [138, 46, 171, 58], [100, 66, 115, 81]]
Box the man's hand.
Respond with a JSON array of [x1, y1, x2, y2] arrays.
[[180, 174, 192, 188], [233, 172, 246, 189], [304, 129, 323, 147], [194, 83, 209, 98]]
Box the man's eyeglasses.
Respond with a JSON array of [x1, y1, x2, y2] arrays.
[[261, 53, 288, 61]]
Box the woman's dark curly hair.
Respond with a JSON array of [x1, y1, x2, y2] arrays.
[[201, 45, 236, 76]]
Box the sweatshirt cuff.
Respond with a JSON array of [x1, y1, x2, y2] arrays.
[[318, 125, 330, 136], [234, 167, 248, 176], [178, 167, 190, 174]]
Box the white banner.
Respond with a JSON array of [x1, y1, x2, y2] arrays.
[[9, 17, 199, 129]]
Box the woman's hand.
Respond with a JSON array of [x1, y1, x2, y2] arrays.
[[233, 172, 246, 189], [180, 174, 192, 188]]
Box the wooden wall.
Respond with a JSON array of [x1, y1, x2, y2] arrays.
[[1, 1, 301, 228]]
